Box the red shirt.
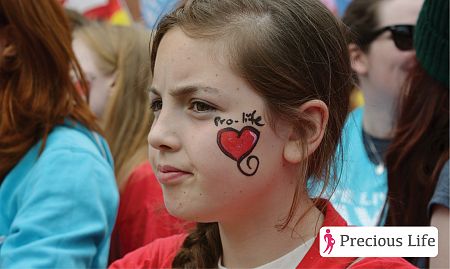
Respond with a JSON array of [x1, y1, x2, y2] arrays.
[[109, 162, 192, 263], [110, 200, 416, 268]]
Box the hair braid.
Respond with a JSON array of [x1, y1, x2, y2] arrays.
[[172, 223, 222, 268]]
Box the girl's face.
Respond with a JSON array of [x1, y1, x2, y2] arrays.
[[148, 28, 295, 223], [363, 0, 422, 99], [72, 36, 116, 119]]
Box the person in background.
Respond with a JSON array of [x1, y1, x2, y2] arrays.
[[61, 0, 131, 25], [65, 8, 90, 30], [71, 22, 191, 263], [385, 0, 449, 268], [0, 0, 118, 267], [324, 0, 423, 226], [110, 0, 414, 268]]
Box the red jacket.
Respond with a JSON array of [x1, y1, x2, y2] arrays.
[[110, 200, 415, 268]]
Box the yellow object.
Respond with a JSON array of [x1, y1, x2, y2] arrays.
[[350, 88, 364, 111], [110, 10, 131, 25]]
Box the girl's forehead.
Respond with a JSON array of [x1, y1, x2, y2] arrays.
[[153, 29, 241, 93], [377, 0, 423, 27], [152, 30, 267, 112], [158, 28, 232, 67]]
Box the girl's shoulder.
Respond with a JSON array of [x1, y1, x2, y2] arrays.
[[47, 120, 110, 159], [109, 233, 188, 269]]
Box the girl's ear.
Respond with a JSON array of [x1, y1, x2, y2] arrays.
[[283, 100, 329, 164], [348, 43, 368, 76]]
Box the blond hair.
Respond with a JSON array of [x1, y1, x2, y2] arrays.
[[75, 23, 153, 189]]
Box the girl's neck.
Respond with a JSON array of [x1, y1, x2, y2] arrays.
[[219, 197, 323, 268], [362, 104, 396, 139], [359, 83, 397, 139]]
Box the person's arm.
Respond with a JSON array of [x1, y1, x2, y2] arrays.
[[428, 161, 449, 269], [0, 148, 118, 268], [430, 205, 449, 269]]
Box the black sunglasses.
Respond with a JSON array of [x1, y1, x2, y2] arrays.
[[361, 24, 415, 51]]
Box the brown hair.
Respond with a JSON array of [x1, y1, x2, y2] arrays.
[[342, 0, 388, 51], [385, 62, 449, 226], [150, 0, 353, 267], [74, 23, 153, 189], [385, 62, 448, 266], [0, 0, 99, 181]]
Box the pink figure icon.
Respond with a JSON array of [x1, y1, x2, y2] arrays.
[[323, 229, 336, 254]]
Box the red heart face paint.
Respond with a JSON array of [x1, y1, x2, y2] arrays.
[[217, 126, 260, 176]]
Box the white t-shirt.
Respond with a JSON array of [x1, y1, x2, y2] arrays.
[[218, 238, 315, 269]]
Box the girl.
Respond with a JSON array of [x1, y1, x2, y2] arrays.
[[72, 22, 191, 262], [0, 0, 118, 267], [111, 0, 414, 268]]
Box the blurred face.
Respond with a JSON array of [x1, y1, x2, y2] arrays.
[[148, 28, 292, 222], [363, 0, 423, 99], [72, 36, 115, 119]]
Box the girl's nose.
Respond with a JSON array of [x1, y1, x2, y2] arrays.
[[148, 110, 181, 152]]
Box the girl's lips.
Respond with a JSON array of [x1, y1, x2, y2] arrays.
[[157, 165, 192, 184], [159, 165, 185, 173]]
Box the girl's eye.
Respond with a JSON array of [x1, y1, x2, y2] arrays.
[[190, 101, 216, 113], [150, 99, 162, 112]]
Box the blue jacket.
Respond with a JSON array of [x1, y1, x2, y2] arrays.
[[0, 120, 119, 268], [329, 107, 388, 226], [309, 107, 388, 226]]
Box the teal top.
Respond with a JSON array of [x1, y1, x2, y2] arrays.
[[0, 120, 119, 268], [310, 107, 388, 226]]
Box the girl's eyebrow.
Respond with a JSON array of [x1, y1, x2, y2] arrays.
[[149, 85, 221, 98], [147, 87, 159, 96], [170, 85, 221, 97]]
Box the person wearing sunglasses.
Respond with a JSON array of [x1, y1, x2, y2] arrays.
[[320, 0, 423, 227], [385, 0, 449, 267], [360, 24, 415, 51]]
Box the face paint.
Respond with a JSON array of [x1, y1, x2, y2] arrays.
[[214, 110, 265, 127], [217, 126, 260, 176], [215, 110, 264, 176]]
